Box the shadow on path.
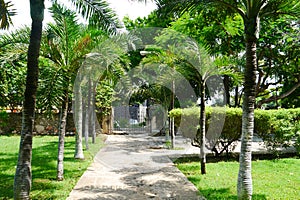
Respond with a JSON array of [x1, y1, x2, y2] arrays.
[[67, 133, 203, 200]]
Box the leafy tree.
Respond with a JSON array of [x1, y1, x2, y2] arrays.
[[168, 10, 245, 106], [123, 10, 173, 30], [256, 15, 300, 108]]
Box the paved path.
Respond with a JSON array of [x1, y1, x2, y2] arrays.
[[67, 133, 203, 200]]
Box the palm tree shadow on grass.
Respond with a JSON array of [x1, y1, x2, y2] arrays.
[[200, 188, 267, 200], [0, 152, 18, 199], [30, 139, 85, 198], [0, 140, 69, 199], [186, 177, 266, 200]]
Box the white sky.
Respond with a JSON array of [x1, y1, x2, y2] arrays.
[[4, 0, 157, 31]]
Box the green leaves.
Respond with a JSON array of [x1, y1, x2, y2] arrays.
[[0, 0, 16, 29], [0, 26, 31, 47], [261, 0, 300, 18], [69, 0, 120, 33]]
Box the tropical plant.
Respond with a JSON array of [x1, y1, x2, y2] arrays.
[[0, 0, 15, 29], [153, 0, 300, 199], [0, 27, 29, 111], [132, 28, 227, 173], [13, 0, 120, 198], [13, 0, 45, 199], [45, 2, 89, 178]]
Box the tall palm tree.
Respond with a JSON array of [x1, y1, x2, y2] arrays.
[[13, 0, 119, 198], [154, 0, 300, 199], [43, 1, 119, 178], [0, 0, 15, 29], [13, 1, 45, 199], [45, 2, 91, 179]]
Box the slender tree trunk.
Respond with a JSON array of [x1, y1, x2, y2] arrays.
[[108, 107, 113, 134], [235, 86, 239, 107], [170, 80, 175, 149], [237, 19, 258, 200], [83, 97, 89, 150], [74, 86, 84, 159], [199, 81, 206, 174], [146, 99, 152, 134], [223, 75, 231, 106], [14, 1, 44, 199], [57, 92, 68, 181], [91, 85, 96, 143], [87, 79, 93, 142], [171, 117, 175, 148]]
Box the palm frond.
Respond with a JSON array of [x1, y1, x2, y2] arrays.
[[68, 0, 121, 33], [0, 0, 16, 29], [261, 0, 300, 18], [46, 3, 84, 66], [0, 26, 30, 47]]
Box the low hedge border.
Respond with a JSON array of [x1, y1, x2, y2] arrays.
[[169, 107, 300, 156]]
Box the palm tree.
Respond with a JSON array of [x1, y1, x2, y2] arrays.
[[147, 28, 219, 174], [14, 0, 119, 198], [13, 1, 45, 199], [154, 0, 300, 199], [45, 2, 90, 178], [44, 1, 119, 178], [0, 0, 15, 29]]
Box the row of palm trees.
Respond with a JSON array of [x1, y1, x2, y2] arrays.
[[1, 0, 120, 199]]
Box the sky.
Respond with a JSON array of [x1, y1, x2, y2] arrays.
[[4, 0, 157, 31]]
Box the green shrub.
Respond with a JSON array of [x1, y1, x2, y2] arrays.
[[255, 108, 300, 154], [170, 106, 241, 155], [170, 107, 300, 155], [0, 111, 9, 132]]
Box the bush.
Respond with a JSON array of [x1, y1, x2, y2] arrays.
[[0, 111, 9, 134], [170, 106, 242, 156], [255, 108, 300, 154], [169, 107, 300, 156]]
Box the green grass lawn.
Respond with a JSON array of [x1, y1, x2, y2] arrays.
[[176, 158, 300, 200], [0, 135, 105, 200]]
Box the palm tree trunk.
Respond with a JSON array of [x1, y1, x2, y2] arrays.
[[87, 79, 93, 142], [237, 19, 258, 200], [13, 1, 44, 199], [146, 99, 152, 134], [108, 107, 113, 134], [199, 81, 206, 175], [170, 80, 175, 148], [234, 86, 239, 107], [57, 91, 68, 181], [74, 86, 84, 159], [91, 85, 96, 143], [83, 96, 89, 150], [223, 75, 230, 106]]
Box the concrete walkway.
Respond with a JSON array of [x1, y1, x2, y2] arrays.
[[67, 133, 203, 200]]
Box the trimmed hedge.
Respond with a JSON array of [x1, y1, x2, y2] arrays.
[[169, 107, 300, 155]]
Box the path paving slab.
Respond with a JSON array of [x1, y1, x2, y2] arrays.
[[67, 133, 203, 200]]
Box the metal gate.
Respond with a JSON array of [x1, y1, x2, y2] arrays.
[[112, 104, 167, 134], [112, 104, 147, 133]]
